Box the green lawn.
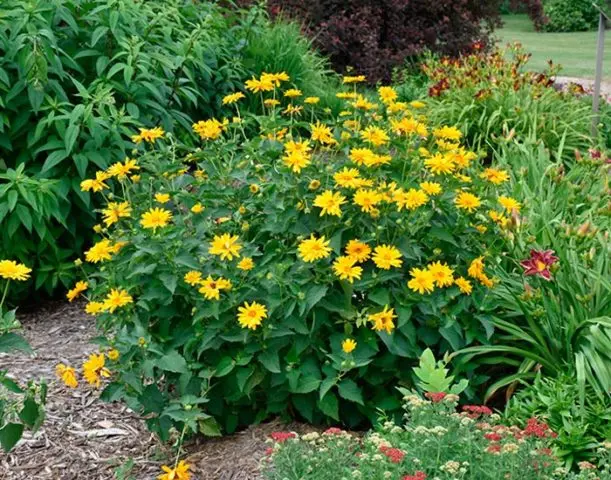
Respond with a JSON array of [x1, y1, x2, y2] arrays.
[[496, 15, 611, 80]]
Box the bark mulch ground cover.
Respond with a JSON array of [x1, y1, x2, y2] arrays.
[[0, 302, 316, 480]]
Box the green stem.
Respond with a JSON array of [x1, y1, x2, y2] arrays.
[[0, 281, 10, 312], [173, 423, 189, 469]]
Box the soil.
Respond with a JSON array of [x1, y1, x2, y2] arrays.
[[0, 302, 313, 480]]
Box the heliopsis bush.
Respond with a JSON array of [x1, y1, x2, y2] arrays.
[[65, 73, 523, 437]]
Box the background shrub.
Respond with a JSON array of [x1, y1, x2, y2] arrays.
[[541, 0, 599, 32], [238, 0, 503, 84]]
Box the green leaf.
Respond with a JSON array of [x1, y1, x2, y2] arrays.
[[0, 333, 32, 354], [64, 123, 80, 155], [159, 273, 177, 295], [338, 379, 364, 405], [305, 284, 327, 311], [199, 417, 222, 437], [214, 356, 235, 377], [0, 423, 24, 452], [319, 376, 337, 400], [41, 150, 69, 173], [369, 287, 390, 306], [258, 349, 281, 374], [293, 375, 321, 394], [19, 398, 41, 427], [156, 351, 187, 373], [318, 392, 339, 421]]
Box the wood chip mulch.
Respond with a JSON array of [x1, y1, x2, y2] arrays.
[[0, 302, 315, 480]]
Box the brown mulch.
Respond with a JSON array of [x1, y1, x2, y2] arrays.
[[0, 302, 313, 480]]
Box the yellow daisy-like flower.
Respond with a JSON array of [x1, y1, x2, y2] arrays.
[[410, 100, 426, 109], [360, 125, 389, 147], [467, 256, 495, 287], [407, 267, 436, 294], [184, 271, 203, 286], [158, 460, 191, 480], [332, 256, 362, 283], [427, 261, 454, 287], [424, 153, 455, 175], [80, 171, 110, 192], [480, 168, 509, 185], [342, 338, 357, 353], [308, 180, 321, 191], [103, 288, 133, 313], [107, 349, 120, 361], [261, 72, 290, 86], [284, 88, 302, 98], [140, 208, 173, 230], [334, 168, 362, 189], [283, 151, 311, 174], [102, 201, 132, 226], [313, 190, 346, 217], [131, 126, 164, 144], [298, 235, 332, 263], [393, 188, 428, 211], [82, 353, 110, 388], [237, 257, 255, 271], [353, 189, 382, 213], [451, 148, 477, 169], [222, 92, 245, 105], [368, 305, 396, 334], [66, 281, 88, 302], [191, 203, 204, 214], [155, 193, 170, 204], [349, 148, 376, 167], [55, 363, 78, 388], [455, 192, 481, 213], [209, 233, 242, 261], [345, 239, 371, 263], [454, 277, 473, 295], [283, 104, 303, 116], [0, 260, 32, 281], [198, 276, 223, 300], [498, 196, 521, 213], [343, 75, 367, 84], [245, 76, 274, 93], [85, 301, 105, 316], [264, 99, 280, 108], [378, 86, 398, 104], [85, 239, 114, 263], [304, 96, 320, 104], [489, 210, 509, 227], [310, 121, 336, 145], [420, 181, 442, 196], [237, 301, 267, 330], [192, 118, 226, 141], [107, 158, 139, 178], [433, 125, 462, 141], [372, 245, 402, 270]]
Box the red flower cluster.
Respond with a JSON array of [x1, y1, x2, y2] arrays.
[[323, 427, 344, 435], [402, 472, 427, 480], [428, 78, 450, 97], [270, 431, 296, 443], [424, 391, 447, 403], [462, 405, 493, 418], [520, 249, 558, 281], [486, 444, 501, 454], [379, 445, 405, 464], [521, 418, 557, 439], [484, 432, 502, 442]]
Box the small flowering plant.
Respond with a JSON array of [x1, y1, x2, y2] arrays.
[[65, 72, 521, 437]]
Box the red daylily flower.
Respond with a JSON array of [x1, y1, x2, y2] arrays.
[[520, 249, 558, 280]]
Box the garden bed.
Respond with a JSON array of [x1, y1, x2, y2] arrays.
[[0, 302, 314, 480]]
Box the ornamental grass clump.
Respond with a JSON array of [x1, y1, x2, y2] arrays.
[[63, 73, 522, 438]]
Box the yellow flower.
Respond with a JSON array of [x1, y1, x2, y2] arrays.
[[489, 210, 509, 227], [386, 101, 407, 114], [424, 153, 455, 175], [310, 121, 336, 145], [191, 203, 204, 213], [85, 301, 105, 316], [237, 257, 255, 271], [342, 338, 357, 353], [498, 196, 521, 213], [455, 192, 481, 213], [264, 99, 280, 108], [131, 127, 164, 144], [107, 158, 139, 178], [82, 353, 110, 388], [140, 208, 173, 230], [261, 71, 290, 86], [372, 245, 402, 270], [0, 260, 32, 281], [66, 281, 88, 302], [184, 271, 203, 286], [298, 235, 332, 263], [80, 171, 110, 192], [109, 241, 127, 254], [158, 460, 191, 480], [378, 86, 398, 104], [313, 190, 346, 217], [454, 277, 473, 295], [334, 168, 362, 189], [433, 125, 462, 141], [284, 88, 302, 98], [107, 349, 120, 361], [391, 118, 428, 137], [349, 148, 376, 166], [353, 189, 382, 213], [155, 193, 170, 204], [308, 179, 321, 190], [332, 256, 362, 283], [245, 76, 274, 93], [480, 168, 509, 185], [192, 118, 226, 140], [342, 75, 367, 84], [304, 96, 320, 104], [345, 240, 371, 263], [56, 363, 78, 388], [222, 92, 245, 105], [427, 261, 454, 287], [198, 276, 222, 300], [85, 239, 114, 263], [250, 184, 260, 194], [420, 181, 442, 196], [368, 305, 396, 334], [237, 301, 267, 330], [283, 104, 303, 115], [410, 100, 426, 109], [352, 95, 377, 110], [360, 125, 389, 147], [451, 148, 477, 169], [283, 151, 310, 173], [393, 188, 428, 211], [103, 288, 133, 313], [468, 256, 494, 287], [407, 267, 435, 294], [209, 233, 242, 261], [102, 201, 132, 226]]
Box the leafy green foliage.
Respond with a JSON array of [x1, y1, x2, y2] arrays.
[[411, 348, 468, 395], [541, 0, 599, 32]]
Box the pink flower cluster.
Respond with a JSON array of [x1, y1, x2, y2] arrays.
[[402, 472, 427, 480], [379, 445, 406, 464]]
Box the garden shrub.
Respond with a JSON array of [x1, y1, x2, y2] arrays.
[[238, 0, 503, 84], [541, 0, 599, 32], [418, 45, 593, 163], [0, 0, 339, 302], [61, 76, 522, 437]]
